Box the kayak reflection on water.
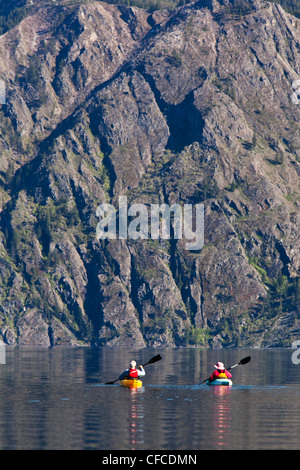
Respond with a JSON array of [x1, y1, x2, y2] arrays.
[[212, 386, 232, 449], [129, 388, 145, 450]]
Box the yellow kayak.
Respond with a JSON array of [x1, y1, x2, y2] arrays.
[[120, 378, 143, 388]]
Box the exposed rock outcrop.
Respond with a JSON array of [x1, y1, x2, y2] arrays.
[[0, 0, 299, 347]]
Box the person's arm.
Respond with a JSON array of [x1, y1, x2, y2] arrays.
[[225, 369, 232, 378], [119, 369, 129, 380], [209, 371, 217, 381], [137, 366, 145, 377]]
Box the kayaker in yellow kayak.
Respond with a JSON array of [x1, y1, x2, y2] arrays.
[[208, 361, 232, 382], [119, 360, 146, 381]]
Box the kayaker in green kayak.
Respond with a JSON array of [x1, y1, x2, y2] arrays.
[[208, 361, 232, 382], [119, 360, 146, 380]]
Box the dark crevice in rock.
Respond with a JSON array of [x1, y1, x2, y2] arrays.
[[275, 241, 291, 277], [102, 153, 117, 199], [48, 325, 55, 347], [129, 251, 145, 332], [137, 68, 206, 153], [83, 251, 105, 346], [165, 93, 206, 152]]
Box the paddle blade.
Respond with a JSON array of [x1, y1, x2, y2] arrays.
[[143, 354, 162, 366], [239, 356, 251, 365]]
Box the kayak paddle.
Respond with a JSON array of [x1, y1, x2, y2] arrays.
[[226, 355, 251, 371], [105, 354, 162, 385], [200, 356, 251, 384]]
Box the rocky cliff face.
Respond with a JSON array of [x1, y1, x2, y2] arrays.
[[0, 0, 299, 347]]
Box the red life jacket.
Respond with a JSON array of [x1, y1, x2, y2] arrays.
[[128, 368, 139, 378], [210, 369, 232, 381]]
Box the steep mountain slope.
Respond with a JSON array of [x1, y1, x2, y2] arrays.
[[0, 0, 299, 347]]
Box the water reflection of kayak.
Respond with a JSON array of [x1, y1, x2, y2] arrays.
[[120, 378, 143, 388], [206, 378, 233, 386]]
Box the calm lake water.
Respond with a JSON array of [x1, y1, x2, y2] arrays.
[[0, 346, 299, 450]]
